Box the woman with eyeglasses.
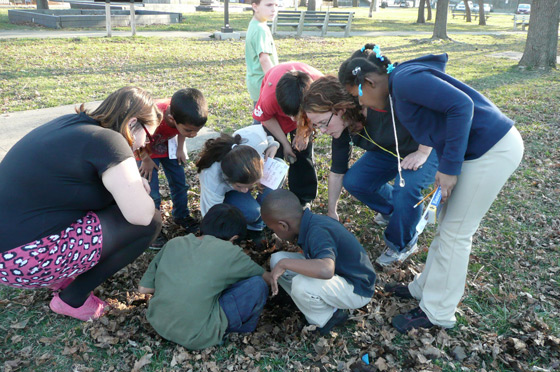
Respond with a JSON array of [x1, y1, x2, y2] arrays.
[[294, 76, 438, 267], [0, 86, 162, 321]]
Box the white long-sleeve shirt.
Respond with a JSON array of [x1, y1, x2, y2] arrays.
[[199, 125, 279, 216]]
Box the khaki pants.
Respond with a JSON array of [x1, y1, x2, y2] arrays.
[[270, 252, 371, 327], [409, 127, 524, 327]]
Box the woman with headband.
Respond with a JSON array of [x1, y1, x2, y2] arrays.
[[294, 75, 438, 267], [338, 44, 523, 333]]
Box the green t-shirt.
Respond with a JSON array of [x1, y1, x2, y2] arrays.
[[245, 18, 278, 102], [139, 234, 265, 350]]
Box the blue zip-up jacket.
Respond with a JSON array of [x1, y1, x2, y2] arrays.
[[388, 54, 513, 175]]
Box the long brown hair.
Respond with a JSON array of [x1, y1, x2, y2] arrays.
[[77, 86, 162, 147], [294, 76, 365, 151], [196, 133, 263, 185]]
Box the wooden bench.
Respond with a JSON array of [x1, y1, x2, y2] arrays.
[[513, 14, 529, 30], [271, 10, 354, 37], [451, 9, 489, 21]]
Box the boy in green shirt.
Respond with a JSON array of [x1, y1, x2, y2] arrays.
[[245, 0, 279, 108], [138, 204, 272, 350]]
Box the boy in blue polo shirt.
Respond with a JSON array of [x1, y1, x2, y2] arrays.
[[261, 189, 376, 335]]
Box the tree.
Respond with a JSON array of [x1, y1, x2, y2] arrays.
[[519, 0, 560, 70], [36, 0, 49, 9], [416, 0, 426, 23], [416, 0, 433, 23], [477, 0, 486, 25], [432, 0, 450, 39], [464, 0, 472, 22], [353, 0, 359, 7], [308, 0, 316, 10]]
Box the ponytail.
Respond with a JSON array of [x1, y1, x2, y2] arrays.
[[338, 44, 397, 88]]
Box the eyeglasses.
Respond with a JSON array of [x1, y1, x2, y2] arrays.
[[138, 121, 154, 145], [312, 112, 334, 130]]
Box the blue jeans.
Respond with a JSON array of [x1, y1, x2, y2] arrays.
[[138, 157, 190, 220], [343, 150, 438, 251], [224, 186, 273, 231], [219, 276, 268, 334]]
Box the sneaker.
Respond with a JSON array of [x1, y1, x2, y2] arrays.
[[397, 243, 419, 263], [384, 283, 413, 299], [374, 213, 391, 227], [376, 247, 401, 266], [392, 307, 434, 333], [376, 244, 418, 266], [301, 201, 312, 211], [317, 309, 349, 335], [50, 292, 108, 321], [150, 233, 167, 250], [175, 216, 200, 234]]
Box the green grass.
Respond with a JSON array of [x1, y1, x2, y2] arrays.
[[1, 25, 559, 372]]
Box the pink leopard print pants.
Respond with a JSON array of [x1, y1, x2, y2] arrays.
[[0, 212, 102, 289]]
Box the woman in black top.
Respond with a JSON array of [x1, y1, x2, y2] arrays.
[[0, 86, 162, 321], [294, 76, 438, 266]]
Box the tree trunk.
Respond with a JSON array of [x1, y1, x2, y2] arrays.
[[299, 0, 306, 7], [416, 0, 426, 23], [426, 0, 432, 20], [432, 0, 450, 39], [36, 0, 49, 9], [308, 0, 316, 10], [352, 0, 358, 7], [519, 0, 560, 70], [465, 0, 472, 22], [477, 0, 486, 25], [333, 0, 338, 7]]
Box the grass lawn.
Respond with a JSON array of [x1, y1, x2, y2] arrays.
[[1, 27, 560, 372]]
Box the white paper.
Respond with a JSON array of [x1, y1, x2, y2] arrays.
[[260, 157, 289, 190], [168, 136, 189, 160]]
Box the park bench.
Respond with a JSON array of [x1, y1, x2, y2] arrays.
[[450, 9, 490, 21], [513, 14, 529, 30], [271, 9, 354, 37]]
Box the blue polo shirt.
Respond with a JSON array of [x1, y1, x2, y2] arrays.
[[296, 209, 376, 297], [389, 54, 513, 175]]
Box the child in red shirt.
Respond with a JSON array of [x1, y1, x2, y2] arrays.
[[138, 88, 208, 248]]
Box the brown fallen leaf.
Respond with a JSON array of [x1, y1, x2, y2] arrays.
[[10, 318, 29, 330], [374, 357, 388, 371], [132, 353, 152, 372]]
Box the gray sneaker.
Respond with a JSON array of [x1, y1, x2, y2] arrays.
[[397, 243, 419, 263], [376, 244, 418, 266], [374, 213, 391, 227], [376, 247, 401, 266]]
